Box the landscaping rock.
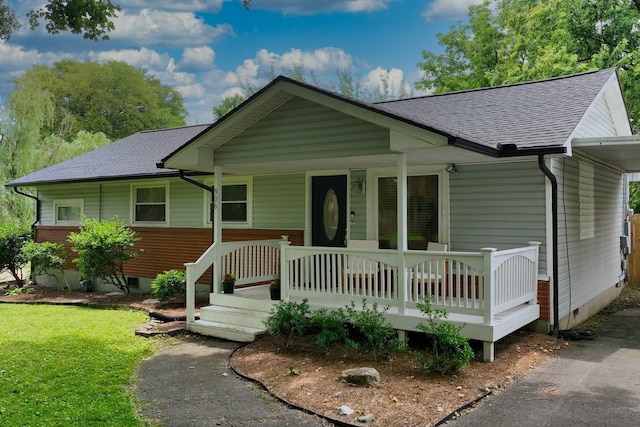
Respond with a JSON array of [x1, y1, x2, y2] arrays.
[[340, 367, 380, 387], [357, 413, 375, 423], [338, 405, 355, 415]]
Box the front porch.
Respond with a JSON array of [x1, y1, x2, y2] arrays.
[[185, 239, 541, 362]]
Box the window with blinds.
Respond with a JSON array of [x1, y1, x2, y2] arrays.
[[378, 175, 439, 250]]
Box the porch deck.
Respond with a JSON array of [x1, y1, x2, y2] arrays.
[[185, 239, 541, 361]]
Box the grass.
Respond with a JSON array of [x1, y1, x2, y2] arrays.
[[0, 305, 157, 427]]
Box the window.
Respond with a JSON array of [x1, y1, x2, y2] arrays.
[[54, 199, 84, 225], [205, 178, 252, 227], [133, 184, 167, 223], [579, 161, 595, 240], [377, 175, 439, 250]]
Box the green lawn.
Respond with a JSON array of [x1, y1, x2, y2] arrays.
[[0, 305, 156, 426]]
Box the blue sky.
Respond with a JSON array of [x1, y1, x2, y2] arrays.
[[0, 0, 481, 126]]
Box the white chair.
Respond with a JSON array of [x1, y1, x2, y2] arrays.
[[426, 242, 449, 252]]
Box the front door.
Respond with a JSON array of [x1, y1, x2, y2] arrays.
[[311, 175, 347, 247]]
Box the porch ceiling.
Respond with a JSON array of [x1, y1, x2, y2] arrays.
[[573, 136, 640, 173]]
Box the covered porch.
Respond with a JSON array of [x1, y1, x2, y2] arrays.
[[184, 238, 540, 362]]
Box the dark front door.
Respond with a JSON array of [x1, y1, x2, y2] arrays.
[[311, 175, 347, 247]]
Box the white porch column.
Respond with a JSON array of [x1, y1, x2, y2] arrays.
[[279, 236, 291, 301], [212, 165, 223, 294], [396, 152, 408, 314]]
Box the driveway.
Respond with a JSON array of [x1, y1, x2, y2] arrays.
[[447, 307, 640, 426], [135, 338, 331, 427]]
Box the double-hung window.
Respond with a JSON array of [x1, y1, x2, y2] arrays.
[[54, 199, 84, 225], [133, 184, 168, 224], [205, 178, 252, 227]]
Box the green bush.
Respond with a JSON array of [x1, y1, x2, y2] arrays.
[[151, 269, 186, 302], [264, 298, 312, 348], [67, 216, 140, 293], [310, 307, 349, 348], [414, 296, 474, 375], [343, 300, 404, 362], [22, 241, 70, 290], [0, 223, 31, 286]]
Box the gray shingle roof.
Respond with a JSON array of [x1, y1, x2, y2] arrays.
[[374, 69, 617, 150], [7, 124, 209, 187]]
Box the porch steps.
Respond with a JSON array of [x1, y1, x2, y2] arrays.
[[187, 292, 277, 342]]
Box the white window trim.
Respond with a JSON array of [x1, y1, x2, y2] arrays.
[[204, 177, 253, 228], [130, 182, 169, 226], [367, 165, 450, 246], [53, 199, 84, 225]]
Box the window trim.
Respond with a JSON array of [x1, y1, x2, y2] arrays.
[[53, 199, 84, 225], [368, 166, 449, 248], [203, 177, 253, 228], [131, 182, 169, 225]]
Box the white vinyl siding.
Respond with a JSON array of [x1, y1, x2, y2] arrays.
[[349, 170, 367, 240], [571, 93, 618, 138], [579, 161, 595, 240], [554, 157, 624, 319], [214, 96, 390, 165], [38, 184, 100, 224], [449, 161, 547, 270]]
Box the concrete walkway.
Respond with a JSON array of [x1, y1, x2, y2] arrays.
[[447, 307, 640, 426], [135, 339, 331, 427]]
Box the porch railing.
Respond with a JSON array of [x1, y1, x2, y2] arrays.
[[184, 238, 284, 322], [281, 242, 540, 325]]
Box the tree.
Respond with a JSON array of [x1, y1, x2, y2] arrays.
[[212, 94, 245, 120], [22, 241, 71, 290], [12, 60, 187, 141], [0, 0, 120, 41], [0, 223, 31, 287], [68, 216, 140, 294], [416, 0, 640, 125]]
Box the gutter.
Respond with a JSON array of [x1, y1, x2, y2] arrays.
[[538, 155, 560, 338], [178, 170, 215, 292], [13, 187, 40, 238]]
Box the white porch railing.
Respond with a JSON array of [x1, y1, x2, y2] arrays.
[[184, 238, 284, 322], [281, 242, 540, 326]]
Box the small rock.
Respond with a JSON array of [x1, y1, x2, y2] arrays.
[[105, 292, 124, 296], [338, 405, 354, 415], [340, 367, 380, 387], [357, 413, 375, 423], [142, 298, 159, 304]]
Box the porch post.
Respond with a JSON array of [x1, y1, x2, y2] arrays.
[[481, 247, 497, 324], [528, 241, 541, 305], [213, 165, 223, 294], [397, 152, 408, 314], [279, 237, 291, 301]]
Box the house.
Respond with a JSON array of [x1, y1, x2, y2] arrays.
[[7, 69, 640, 361]]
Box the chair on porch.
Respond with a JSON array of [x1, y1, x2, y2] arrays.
[[411, 242, 449, 302], [343, 240, 379, 294]]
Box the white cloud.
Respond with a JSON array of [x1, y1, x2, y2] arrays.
[[88, 47, 171, 72], [111, 9, 234, 47], [422, 0, 483, 21], [251, 0, 396, 14], [178, 46, 216, 72], [122, 0, 229, 12], [254, 47, 352, 73], [363, 67, 412, 98]]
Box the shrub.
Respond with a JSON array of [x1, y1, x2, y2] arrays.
[[343, 300, 404, 362], [67, 216, 140, 293], [0, 223, 31, 286], [151, 269, 186, 302], [414, 296, 474, 375], [264, 298, 312, 348], [22, 241, 70, 290], [310, 307, 349, 348]]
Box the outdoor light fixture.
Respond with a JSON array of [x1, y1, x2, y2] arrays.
[[445, 163, 457, 174], [351, 178, 366, 194]]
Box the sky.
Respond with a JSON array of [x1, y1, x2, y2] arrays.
[[0, 0, 482, 127]]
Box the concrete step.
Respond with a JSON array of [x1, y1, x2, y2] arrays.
[[199, 305, 271, 329], [187, 319, 266, 342]]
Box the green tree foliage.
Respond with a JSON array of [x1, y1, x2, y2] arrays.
[[22, 241, 70, 290], [416, 0, 640, 126], [67, 216, 140, 293], [0, 0, 120, 41], [212, 94, 245, 120], [13, 60, 187, 141], [0, 223, 31, 286]]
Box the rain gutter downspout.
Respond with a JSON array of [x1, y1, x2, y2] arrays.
[[538, 155, 559, 338], [179, 170, 215, 292], [13, 187, 40, 238]]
